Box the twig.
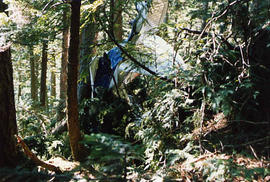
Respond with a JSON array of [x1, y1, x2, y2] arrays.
[[239, 43, 249, 68], [16, 135, 62, 173], [42, 0, 55, 12], [249, 145, 259, 160]]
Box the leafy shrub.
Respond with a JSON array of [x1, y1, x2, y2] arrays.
[[82, 133, 144, 177], [132, 88, 197, 169]]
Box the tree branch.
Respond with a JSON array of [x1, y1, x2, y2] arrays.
[[16, 135, 62, 173]]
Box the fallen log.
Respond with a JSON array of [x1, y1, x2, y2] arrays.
[[16, 135, 62, 173]]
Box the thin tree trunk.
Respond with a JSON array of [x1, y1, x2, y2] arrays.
[[29, 46, 38, 102], [0, 45, 19, 167], [57, 9, 70, 122], [67, 0, 82, 161], [40, 41, 48, 107], [50, 53, 56, 98]]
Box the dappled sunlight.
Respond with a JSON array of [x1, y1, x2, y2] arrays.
[[1, 0, 269, 181]]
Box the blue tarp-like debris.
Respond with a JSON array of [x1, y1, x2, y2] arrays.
[[94, 54, 112, 89], [108, 47, 123, 70], [94, 48, 123, 89]]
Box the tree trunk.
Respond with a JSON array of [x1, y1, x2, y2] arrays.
[[50, 53, 56, 98], [29, 46, 38, 102], [67, 0, 82, 161], [0, 46, 19, 167], [60, 10, 69, 101], [40, 41, 48, 107], [57, 9, 70, 122], [110, 0, 123, 41]]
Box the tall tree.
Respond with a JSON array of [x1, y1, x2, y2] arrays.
[[0, 46, 19, 168], [57, 8, 70, 122], [0, 1, 19, 167], [67, 0, 82, 161], [50, 52, 56, 98], [40, 40, 48, 106], [29, 45, 38, 102], [60, 9, 70, 101]]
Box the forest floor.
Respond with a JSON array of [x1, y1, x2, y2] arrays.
[[45, 150, 269, 181], [1, 112, 269, 181], [43, 113, 269, 182]]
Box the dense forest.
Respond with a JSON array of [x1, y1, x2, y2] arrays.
[[0, 0, 269, 181]]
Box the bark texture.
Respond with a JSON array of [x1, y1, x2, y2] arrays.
[[40, 41, 48, 106], [57, 9, 70, 122], [0, 46, 19, 167], [60, 10, 69, 101], [67, 0, 82, 161]]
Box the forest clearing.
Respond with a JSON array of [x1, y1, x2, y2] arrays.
[[0, 0, 269, 181]]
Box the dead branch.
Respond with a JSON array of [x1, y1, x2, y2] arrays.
[[16, 135, 62, 173]]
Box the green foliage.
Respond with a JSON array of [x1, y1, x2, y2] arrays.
[[132, 88, 197, 169], [82, 133, 144, 176], [3, 0, 269, 181], [16, 99, 71, 160]]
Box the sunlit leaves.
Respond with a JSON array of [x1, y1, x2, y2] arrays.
[[81, 0, 104, 13]]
